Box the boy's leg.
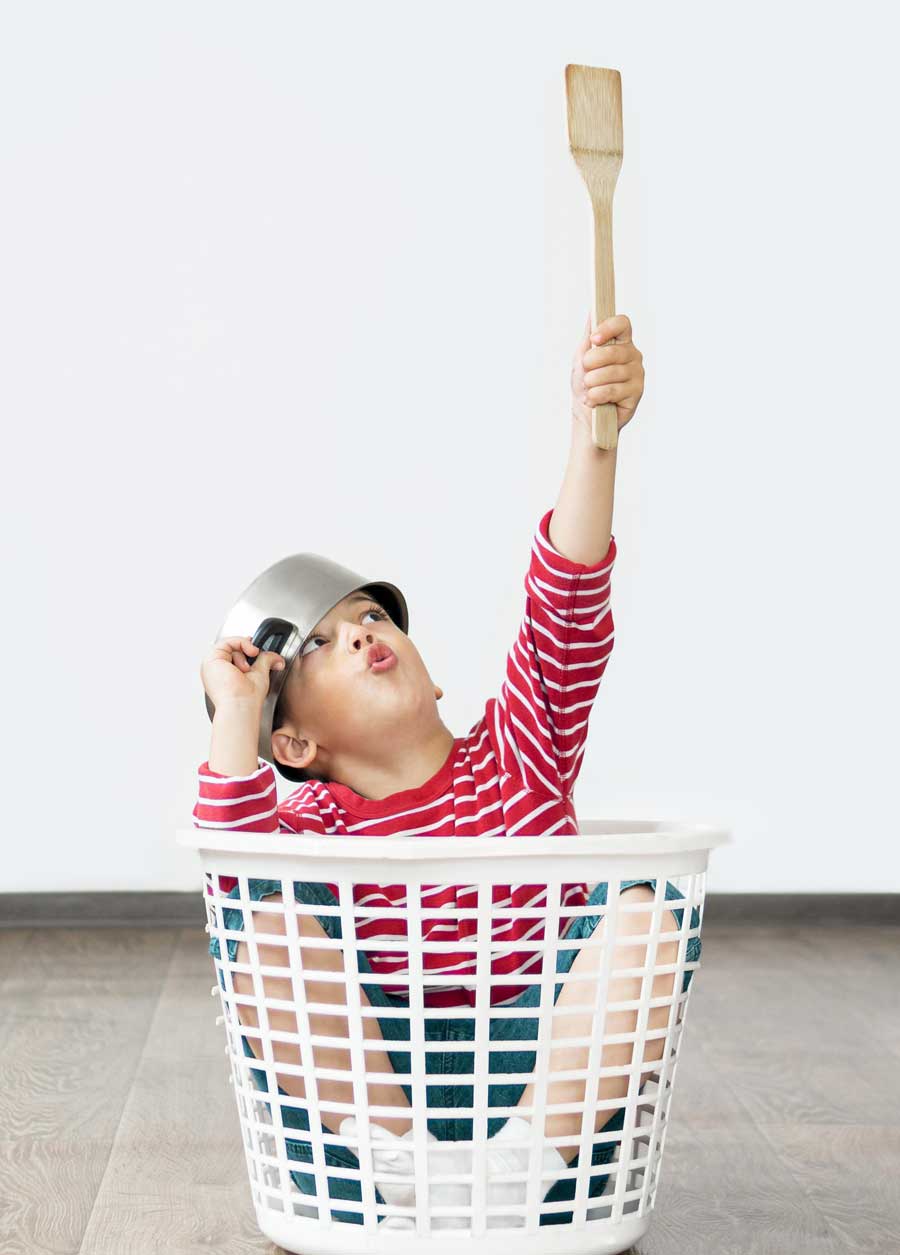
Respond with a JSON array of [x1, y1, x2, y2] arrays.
[[228, 889, 414, 1136], [211, 879, 419, 1225], [514, 881, 685, 1163], [212, 883, 411, 1139]]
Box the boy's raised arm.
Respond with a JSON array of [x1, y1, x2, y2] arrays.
[[193, 698, 281, 833], [209, 698, 268, 777], [485, 313, 644, 802], [556, 311, 642, 564], [486, 508, 617, 801]]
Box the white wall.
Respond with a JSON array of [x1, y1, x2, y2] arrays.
[[2, 1, 897, 894]]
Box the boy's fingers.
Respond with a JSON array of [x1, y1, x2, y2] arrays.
[[253, 650, 285, 670], [210, 636, 259, 665], [216, 635, 257, 652], [208, 636, 284, 674], [592, 313, 632, 343], [215, 637, 258, 657]]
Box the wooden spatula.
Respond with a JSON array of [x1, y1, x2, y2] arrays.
[[565, 64, 623, 450]]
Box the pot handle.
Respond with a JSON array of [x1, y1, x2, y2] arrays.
[[246, 616, 295, 667]]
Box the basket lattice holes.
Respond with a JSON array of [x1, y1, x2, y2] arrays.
[[207, 868, 701, 1232]]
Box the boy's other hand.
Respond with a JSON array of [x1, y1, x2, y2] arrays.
[[570, 312, 644, 438], [200, 636, 286, 710]]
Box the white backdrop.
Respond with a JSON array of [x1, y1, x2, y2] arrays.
[[2, 1, 897, 893]]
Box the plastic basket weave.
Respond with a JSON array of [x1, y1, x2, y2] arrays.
[[177, 820, 729, 1255]]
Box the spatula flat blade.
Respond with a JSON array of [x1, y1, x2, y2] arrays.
[[565, 64, 623, 171]]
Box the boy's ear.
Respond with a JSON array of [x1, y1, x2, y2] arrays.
[[272, 729, 319, 773]]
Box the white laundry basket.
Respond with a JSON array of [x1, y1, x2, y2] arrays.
[[177, 820, 729, 1255]]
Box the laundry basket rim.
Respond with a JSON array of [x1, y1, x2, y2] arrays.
[[176, 820, 731, 862]]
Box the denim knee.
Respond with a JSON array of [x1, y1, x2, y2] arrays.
[[565, 878, 701, 995], [208, 878, 343, 965], [282, 1134, 390, 1224]]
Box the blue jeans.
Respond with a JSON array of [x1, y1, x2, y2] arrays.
[[209, 876, 701, 1225]]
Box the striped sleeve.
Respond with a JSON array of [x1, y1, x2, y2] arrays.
[[487, 508, 617, 798], [194, 758, 309, 897], [192, 758, 283, 832]]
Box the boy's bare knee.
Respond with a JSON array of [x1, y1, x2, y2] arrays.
[[615, 887, 686, 1080], [617, 886, 681, 958], [231, 893, 295, 1019], [232, 892, 332, 971]]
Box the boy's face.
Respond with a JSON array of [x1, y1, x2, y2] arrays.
[[271, 589, 444, 779]]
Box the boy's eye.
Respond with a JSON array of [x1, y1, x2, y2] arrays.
[[300, 606, 388, 657]]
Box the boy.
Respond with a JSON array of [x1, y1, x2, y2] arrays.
[[195, 313, 701, 1228]]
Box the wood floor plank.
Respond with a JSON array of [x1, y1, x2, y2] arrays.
[[696, 1041, 899, 1130], [684, 926, 900, 1128], [698, 922, 900, 984], [78, 927, 272, 1254], [686, 929, 896, 1054], [639, 1121, 846, 1255], [0, 929, 178, 1254], [0, 926, 181, 977], [799, 936, 900, 1061], [752, 1124, 900, 1254], [619, 924, 899, 1252], [0, 928, 35, 974], [609, 1012, 850, 1252], [3, 920, 897, 1253], [664, 1032, 755, 1131]]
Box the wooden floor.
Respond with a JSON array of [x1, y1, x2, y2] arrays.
[[1, 920, 898, 1254]]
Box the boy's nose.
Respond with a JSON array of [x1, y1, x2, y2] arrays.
[[346, 624, 375, 649]]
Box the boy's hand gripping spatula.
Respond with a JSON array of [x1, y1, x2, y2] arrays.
[[565, 63, 623, 451]]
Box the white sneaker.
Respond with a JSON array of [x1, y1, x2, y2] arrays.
[[337, 1117, 570, 1231], [380, 1215, 416, 1229], [422, 1138, 472, 1230], [339, 1117, 416, 1209], [425, 1117, 569, 1231], [480, 1116, 569, 1229], [339, 1118, 471, 1228]]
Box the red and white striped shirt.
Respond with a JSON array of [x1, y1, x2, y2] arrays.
[[194, 507, 617, 1008]]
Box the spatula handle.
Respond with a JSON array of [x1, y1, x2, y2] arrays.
[[591, 203, 619, 450]]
